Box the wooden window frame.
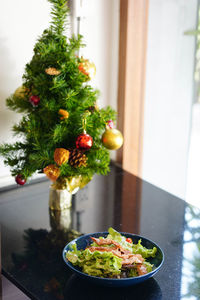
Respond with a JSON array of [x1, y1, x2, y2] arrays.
[[117, 0, 149, 177]]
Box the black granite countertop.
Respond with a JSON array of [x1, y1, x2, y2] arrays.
[[0, 163, 200, 299]]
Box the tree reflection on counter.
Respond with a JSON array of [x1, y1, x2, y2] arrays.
[[181, 205, 200, 299], [11, 208, 81, 300]]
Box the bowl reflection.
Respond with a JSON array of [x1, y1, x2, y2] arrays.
[[64, 274, 162, 300]]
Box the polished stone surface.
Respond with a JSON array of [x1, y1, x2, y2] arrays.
[[0, 163, 200, 299]]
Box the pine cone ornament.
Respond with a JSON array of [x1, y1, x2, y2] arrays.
[[69, 149, 87, 168]]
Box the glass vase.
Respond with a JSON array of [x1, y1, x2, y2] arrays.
[[49, 186, 73, 210]]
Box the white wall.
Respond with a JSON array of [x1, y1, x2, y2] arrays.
[[0, 0, 52, 186], [75, 0, 119, 111], [0, 0, 119, 186], [142, 0, 198, 199]]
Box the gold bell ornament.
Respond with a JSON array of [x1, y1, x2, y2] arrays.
[[14, 85, 29, 98], [102, 128, 123, 150], [43, 164, 60, 181]]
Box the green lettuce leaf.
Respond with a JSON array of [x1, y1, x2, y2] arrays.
[[128, 268, 138, 277], [107, 227, 132, 252], [143, 261, 153, 272], [132, 239, 157, 258], [66, 243, 80, 264], [66, 247, 122, 278]]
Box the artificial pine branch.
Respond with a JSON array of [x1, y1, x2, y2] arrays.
[[0, 0, 118, 185], [48, 0, 68, 35]]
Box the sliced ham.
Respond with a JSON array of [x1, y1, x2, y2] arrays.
[[91, 237, 132, 255], [91, 237, 121, 248], [136, 263, 148, 276], [87, 245, 144, 265], [122, 254, 144, 265]]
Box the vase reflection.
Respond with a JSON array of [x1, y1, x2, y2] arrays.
[[49, 208, 72, 231], [11, 206, 81, 300]]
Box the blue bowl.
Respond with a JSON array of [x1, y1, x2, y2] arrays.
[[62, 232, 164, 287]]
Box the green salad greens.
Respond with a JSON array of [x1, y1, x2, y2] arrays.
[[66, 227, 157, 278]]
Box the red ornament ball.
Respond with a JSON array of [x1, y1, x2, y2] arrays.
[[107, 120, 114, 129], [76, 133, 93, 150], [15, 174, 26, 185], [29, 95, 40, 107]]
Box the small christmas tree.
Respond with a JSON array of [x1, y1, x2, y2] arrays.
[[0, 0, 123, 191]]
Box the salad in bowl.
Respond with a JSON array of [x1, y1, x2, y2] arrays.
[[63, 228, 164, 285]]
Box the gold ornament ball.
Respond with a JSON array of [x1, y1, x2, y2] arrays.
[[102, 129, 123, 150]]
